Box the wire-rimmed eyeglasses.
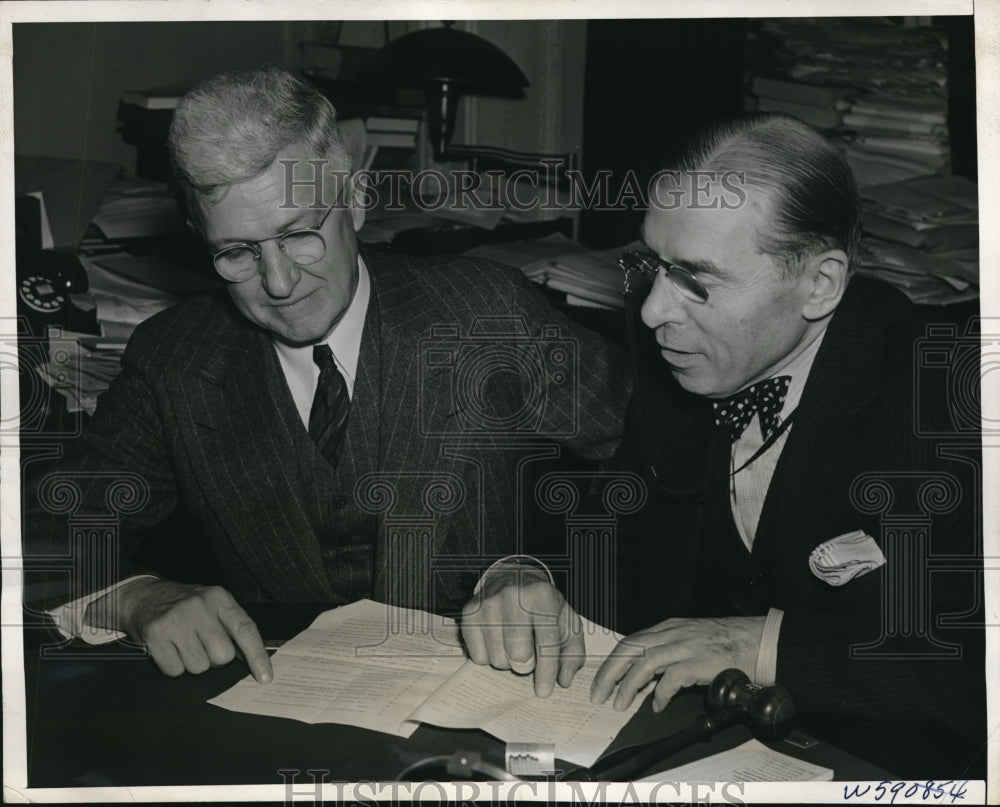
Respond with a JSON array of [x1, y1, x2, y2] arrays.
[[618, 250, 709, 303], [211, 202, 338, 283]]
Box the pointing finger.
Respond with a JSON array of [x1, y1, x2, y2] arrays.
[[556, 603, 586, 690], [218, 602, 271, 683]]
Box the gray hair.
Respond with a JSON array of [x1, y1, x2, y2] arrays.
[[168, 64, 350, 225], [663, 113, 862, 277]]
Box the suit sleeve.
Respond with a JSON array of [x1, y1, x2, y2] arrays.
[[23, 323, 180, 611]]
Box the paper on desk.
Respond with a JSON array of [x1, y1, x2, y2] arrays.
[[92, 179, 185, 239], [82, 257, 182, 303], [407, 617, 645, 767], [209, 600, 466, 738], [639, 738, 833, 782], [95, 253, 219, 295], [94, 292, 179, 326], [208, 599, 645, 768]]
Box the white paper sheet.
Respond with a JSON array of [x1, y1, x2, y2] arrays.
[[641, 739, 833, 782], [208, 599, 645, 768]]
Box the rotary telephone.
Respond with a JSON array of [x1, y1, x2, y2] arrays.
[[14, 194, 89, 335]]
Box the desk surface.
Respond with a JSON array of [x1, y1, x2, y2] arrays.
[[21, 604, 889, 789]]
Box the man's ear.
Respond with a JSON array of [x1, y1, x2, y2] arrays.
[[801, 249, 849, 321], [349, 171, 368, 233]]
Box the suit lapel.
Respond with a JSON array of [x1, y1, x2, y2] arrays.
[[752, 282, 889, 602], [363, 256, 468, 598], [333, 283, 382, 486], [367, 255, 455, 470], [176, 301, 333, 602]]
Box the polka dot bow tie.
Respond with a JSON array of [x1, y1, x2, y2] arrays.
[[712, 375, 792, 443]]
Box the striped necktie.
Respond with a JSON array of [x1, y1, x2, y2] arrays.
[[309, 344, 351, 467]]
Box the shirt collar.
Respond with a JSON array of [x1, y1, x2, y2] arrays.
[[272, 255, 370, 400], [771, 324, 828, 418]]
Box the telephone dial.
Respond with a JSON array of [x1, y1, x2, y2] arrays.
[[15, 244, 90, 335]]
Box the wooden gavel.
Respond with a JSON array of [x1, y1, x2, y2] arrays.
[[562, 668, 796, 781]]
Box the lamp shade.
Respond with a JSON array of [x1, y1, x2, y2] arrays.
[[366, 24, 529, 96]]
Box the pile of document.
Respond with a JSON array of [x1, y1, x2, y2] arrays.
[[859, 174, 978, 305], [44, 253, 217, 415], [749, 18, 950, 186], [467, 234, 631, 310], [752, 76, 855, 132], [842, 92, 950, 187], [34, 174, 216, 414]]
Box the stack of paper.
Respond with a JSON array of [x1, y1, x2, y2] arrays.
[[842, 92, 950, 186], [91, 176, 185, 240], [120, 80, 192, 110], [752, 76, 855, 132], [755, 18, 947, 95], [464, 233, 586, 272], [467, 235, 632, 310], [37, 328, 121, 416], [41, 253, 217, 414], [858, 175, 978, 304], [749, 18, 950, 187]]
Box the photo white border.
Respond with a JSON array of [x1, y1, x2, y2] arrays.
[[1, 0, 994, 803]]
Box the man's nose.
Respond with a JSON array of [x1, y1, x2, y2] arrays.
[[641, 272, 688, 328], [259, 242, 300, 298]]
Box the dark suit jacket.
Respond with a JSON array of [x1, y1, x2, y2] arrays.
[[25, 252, 630, 615], [613, 278, 984, 774]]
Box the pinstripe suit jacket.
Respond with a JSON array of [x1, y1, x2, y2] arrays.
[[614, 278, 984, 769], [27, 252, 630, 614]]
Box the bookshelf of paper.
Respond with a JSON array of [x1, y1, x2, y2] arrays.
[[744, 17, 977, 305]]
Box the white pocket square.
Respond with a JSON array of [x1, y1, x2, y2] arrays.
[[809, 529, 886, 586]]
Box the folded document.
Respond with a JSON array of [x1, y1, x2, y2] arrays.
[[209, 599, 645, 768]]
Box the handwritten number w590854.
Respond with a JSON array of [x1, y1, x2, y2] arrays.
[[843, 780, 968, 803]]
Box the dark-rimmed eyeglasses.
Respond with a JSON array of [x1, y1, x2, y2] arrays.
[[211, 203, 338, 283], [618, 250, 709, 303]]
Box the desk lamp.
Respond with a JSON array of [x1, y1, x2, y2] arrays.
[[365, 22, 541, 167]]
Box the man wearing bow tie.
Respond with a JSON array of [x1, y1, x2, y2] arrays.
[[590, 114, 984, 775]]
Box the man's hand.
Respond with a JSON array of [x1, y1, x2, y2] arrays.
[[85, 578, 273, 683], [590, 616, 765, 713], [461, 571, 585, 698]]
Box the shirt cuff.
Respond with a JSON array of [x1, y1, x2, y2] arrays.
[[47, 575, 158, 645], [753, 607, 783, 687], [473, 555, 555, 595]]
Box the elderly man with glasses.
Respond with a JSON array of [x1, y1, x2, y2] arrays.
[[25, 65, 629, 697], [589, 113, 984, 777]]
